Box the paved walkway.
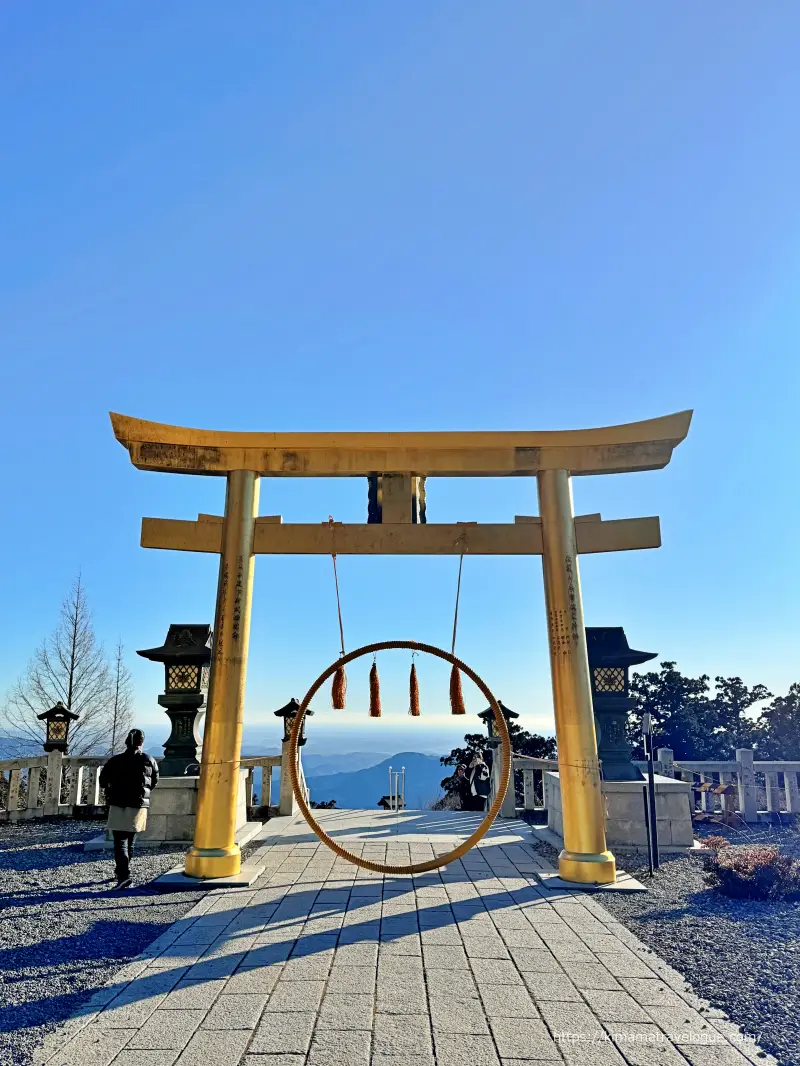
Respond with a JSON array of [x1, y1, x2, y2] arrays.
[[37, 811, 772, 1066]]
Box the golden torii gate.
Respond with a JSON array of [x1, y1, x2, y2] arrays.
[[111, 410, 691, 885]]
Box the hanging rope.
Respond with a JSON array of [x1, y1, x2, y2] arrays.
[[329, 517, 347, 709], [449, 553, 466, 714]]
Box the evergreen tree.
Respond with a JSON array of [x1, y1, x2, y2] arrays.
[[756, 684, 800, 758]]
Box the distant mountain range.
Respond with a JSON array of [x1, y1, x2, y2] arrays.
[[301, 752, 393, 776], [306, 751, 446, 809]]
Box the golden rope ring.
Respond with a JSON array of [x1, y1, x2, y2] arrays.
[[288, 639, 512, 874]]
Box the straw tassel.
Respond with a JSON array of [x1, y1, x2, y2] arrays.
[[449, 664, 466, 715], [331, 664, 347, 710], [409, 661, 420, 716], [369, 660, 382, 717]]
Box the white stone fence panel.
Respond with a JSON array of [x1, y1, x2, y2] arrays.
[[0, 746, 306, 822], [513, 748, 800, 825]]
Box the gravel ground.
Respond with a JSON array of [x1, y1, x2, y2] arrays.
[[0, 819, 222, 1066], [535, 824, 800, 1066]]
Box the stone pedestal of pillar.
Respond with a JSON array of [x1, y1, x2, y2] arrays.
[[545, 771, 695, 854], [138, 771, 249, 843]]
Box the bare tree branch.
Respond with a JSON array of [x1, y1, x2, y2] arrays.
[[109, 640, 135, 754], [0, 575, 118, 755]]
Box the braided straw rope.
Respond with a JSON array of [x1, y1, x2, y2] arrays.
[[288, 640, 512, 874]]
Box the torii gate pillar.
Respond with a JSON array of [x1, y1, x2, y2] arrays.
[[185, 470, 260, 879], [538, 470, 615, 883]]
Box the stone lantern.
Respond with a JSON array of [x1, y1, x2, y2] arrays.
[[274, 697, 313, 746], [38, 702, 79, 753], [586, 627, 656, 781], [137, 624, 212, 776], [478, 701, 518, 749]]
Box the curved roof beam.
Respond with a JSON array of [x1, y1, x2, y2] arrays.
[[110, 410, 692, 477]]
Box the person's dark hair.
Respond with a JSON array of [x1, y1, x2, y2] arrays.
[[125, 729, 145, 750]]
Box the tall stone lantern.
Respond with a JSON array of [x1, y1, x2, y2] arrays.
[[586, 627, 656, 781], [137, 625, 212, 777]]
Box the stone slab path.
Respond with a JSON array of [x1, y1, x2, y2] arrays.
[[36, 810, 774, 1066]]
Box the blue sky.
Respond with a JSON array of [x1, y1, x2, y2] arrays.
[[2, 4, 799, 758]]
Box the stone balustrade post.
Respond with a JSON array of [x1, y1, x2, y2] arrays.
[[736, 748, 758, 823], [765, 772, 780, 813], [720, 771, 737, 817], [522, 769, 536, 810], [279, 739, 298, 816], [67, 764, 84, 809], [7, 770, 21, 816], [26, 766, 42, 812], [91, 766, 103, 806], [43, 750, 63, 816], [657, 748, 674, 777], [784, 770, 800, 812], [494, 752, 515, 818]]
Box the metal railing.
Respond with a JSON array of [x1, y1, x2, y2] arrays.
[[387, 765, 405, 811]]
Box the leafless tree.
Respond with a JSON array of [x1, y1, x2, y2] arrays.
[[108, 640, 134, 754], [1, 575, 116, 755]]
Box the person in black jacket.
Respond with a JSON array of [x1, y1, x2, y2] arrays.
[[99, 729, 159, 888], [466, 752, 492, 811]]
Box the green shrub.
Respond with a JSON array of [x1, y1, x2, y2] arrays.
[[705, 844, 800, 900]]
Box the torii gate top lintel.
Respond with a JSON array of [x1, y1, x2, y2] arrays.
[[110, 410, 692, 478]]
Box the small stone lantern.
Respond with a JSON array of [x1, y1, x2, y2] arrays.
[[38, 702, 79, 753], [137, 624, 212, 776], [478, 701, 518, 749], [586, 627, 656, 781], [274, 698, 314, 746]]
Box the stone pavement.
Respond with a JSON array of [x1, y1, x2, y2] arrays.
[[36, 810, 773, 1066]]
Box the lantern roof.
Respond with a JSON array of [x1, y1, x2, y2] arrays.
[[274, 698, 314, 719], [37, 701, 79, 722], [585, 627, 656, 668], [479, 701, 519, 722], [137, 624, 212, 664]]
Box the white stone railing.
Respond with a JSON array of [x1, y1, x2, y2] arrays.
[[240, 755, 282, 813], [1, 744, 308, 822], [513, 747, 800, 826], [511, 755, 559, 816], [653, 747, 800, 823], [0, 752, 107, 822]]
